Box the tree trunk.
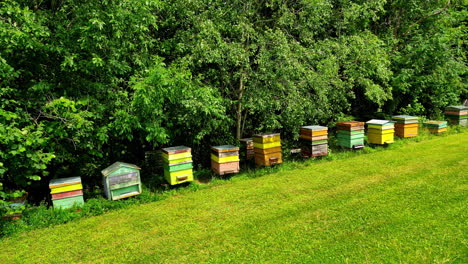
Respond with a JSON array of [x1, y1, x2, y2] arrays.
[[236, 75, 244, 140]]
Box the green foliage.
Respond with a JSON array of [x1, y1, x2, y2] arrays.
[[0, 0, 466, 214]]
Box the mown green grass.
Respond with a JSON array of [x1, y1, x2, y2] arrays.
[[1, 132, 467, 263]]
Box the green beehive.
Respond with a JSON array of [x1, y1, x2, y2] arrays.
[[101, 162, 142, 201]]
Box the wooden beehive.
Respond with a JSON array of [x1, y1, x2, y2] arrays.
[[239, 138, 254, 160], [300, 125, 329, 158], [49, 177, 85, 208], [211, 145, 240, 176], [336, 121, 365, 149], [366, 119, 395, 145], [445, 106, 468, 126], [101, 162, 141, 200], [392, 115, 419, 138], [253, 133, 282, 166], [424, 121, 448, 134], [162, 146, 193, 185]]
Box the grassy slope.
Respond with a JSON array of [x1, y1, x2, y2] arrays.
[[1, 133, 467, 264]]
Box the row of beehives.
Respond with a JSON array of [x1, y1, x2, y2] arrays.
[[48, 110, 465, 209]]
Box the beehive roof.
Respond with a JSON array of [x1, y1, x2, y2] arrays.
[[101, 162, 140, 177]]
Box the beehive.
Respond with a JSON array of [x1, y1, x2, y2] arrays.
[[424, 121, 448, 134], [239, 138, 254, 160], [49, 177, 84, 209], [300, 125, 328, 157], [393, 115, 419, 138], [101, 162, 142, 200], [336, 121, 365, 149], [445, 106, 468, 126], [211, 145, 240, 176], [253, 133, 282, 166], [162, 146, 193, 185], [366, 119, 395, 145]]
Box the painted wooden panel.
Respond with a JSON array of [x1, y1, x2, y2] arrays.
[[299, 134, 328, 141], [301, 144, 328, 157], [395, 123, 418, 128], [110, 180, 141, 191], [337, 138, 365, 148], [52, 195, 84, 209], [162, 146, 191, 154], [164, 157, 192, 165], [366, 119, 395, 126], [424, 121, 447, 128], [367, 133, 394, 145], [51, 190, 83, 200], [164, 170, 194, 185], [300, 139, 328, 146], [367, 124, 395, 130], [211, 145, 239, 153], [336, 121, 365, 127], [254, 146, 282, 154], [211, 150, 239, 157], [163, 162, 193, 172], [253, 141, 281, 149], [108, 172, 139, 185], [337, 133, 365, 140], [50, 183, 83, 194], [49, 177, 81, 189], [337, 130, 364, 136], [300, 130, 327, 137], [255, 152, 283, 166], [211, 154, 240, 163], [368, 128, 395, 135], [211, 160, 240, 175], [392, 115, 418, 121], [428, 128, 447, 134], [337, 125, 365, 131], [111, 185, 140, 200], [101, 162, 140, 177], [253, 134, 281, 143], [162, 151, 192, 161]]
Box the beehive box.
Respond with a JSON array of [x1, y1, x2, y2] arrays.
[[49, 177, 85, 209], [300, 126, 328, 157], [366, 119, 395, 145], [445, 106, 468, 126], [211, 145, 240, 176], [393, 115, 419, 138], [424, 121, 448, 134], [253, 133, 282, 166], [101, 162, 141, 200], [336, 121, 365, 149], [162, 146, 193, 185], [239, 138, 254, 160]]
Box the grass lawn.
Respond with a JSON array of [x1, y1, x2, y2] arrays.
[[1, 132, 467, 263]]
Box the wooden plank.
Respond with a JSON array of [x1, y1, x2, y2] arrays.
[[210, 150, 239, 157], [255, 152, 283, 166], [52, 195, 84, 209], [108, 172, 139, 185], [336, 121, 365, 127], [49, 177, 81, 189], [162, 152, 192, 161], [161, 146, 191, 155], [210, 154, 240, 163], [254, 146, 282, 154], [211, 160, 240, 176], [253, 141, 281, 149], [252, 134, 281, 144], [51, 190, 83, 200], [110, 180, 141, 191], [163, 162, 193, 172], [211, 145, 239, 153], [111, 185, 141, 200], [50, 183, 83, 194]]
